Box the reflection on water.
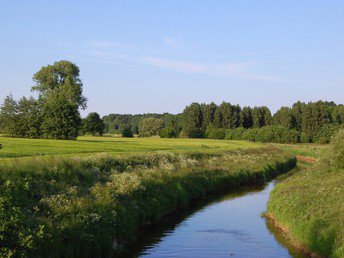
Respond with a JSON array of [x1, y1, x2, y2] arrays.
[[116, 182, 308, 258]]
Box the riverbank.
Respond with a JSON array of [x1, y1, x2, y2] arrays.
[[267, 131, 344, 258], [0, 145, 295, 257]]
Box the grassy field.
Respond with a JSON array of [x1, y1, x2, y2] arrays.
[[0, 135, 296, 257], [272, 143, 328, 159], [267, 132, 344, 258], [0, 136, 262, 159]]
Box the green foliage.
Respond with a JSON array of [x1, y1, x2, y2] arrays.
[[213, 102, 240, 129], [0, 95, 21, 137], [242, 128, 259, 142], [253, 106, 272, 128], [159, 126, 179, 138], [201, 102, 217, 130], [0, 95, 43, 138], [121, 126, 134, 138], [41, 93, 81, 140], [32, 60, 87, 109], [273, 106, 296, 129], [255, 126, 300, 144], [0, 60, 87, 140], [301, 101, 334, 142], [83, 112, 105, 136], [204, 124, 225, 139], [139, 117, 164, 137], [240, 106, 253, 128], [225, 127, 246, 140], [35, 61, 86, 140], [332, 105, 344, 125], [313, 124, 339, 144], [181, 103, 203, 138]]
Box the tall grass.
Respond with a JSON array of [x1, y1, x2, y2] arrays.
[[0, 146, 295, 257]]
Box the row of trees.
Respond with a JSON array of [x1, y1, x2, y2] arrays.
[[103, 101, 343, 143], [181, 101, 344, 142], [102, 113, 182, 138], [0, 61, 105, 139]]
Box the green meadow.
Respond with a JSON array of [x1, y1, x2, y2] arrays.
[[0, 136, 262, 159]]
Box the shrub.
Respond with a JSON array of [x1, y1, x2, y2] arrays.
[[300, 132, 311, 143], [225, 127, 246, 140], [314, 124, 339, 144], [204, 125, 225, 139], [159, 127, 179, 138], [122, 126, 134, 138], [256, 126, 300, 144], [139, 117, 164, 137], [242, 128, 259, 142]]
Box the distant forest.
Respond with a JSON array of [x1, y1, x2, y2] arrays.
[[103, 100, 344, 143]]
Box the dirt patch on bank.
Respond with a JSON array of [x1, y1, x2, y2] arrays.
[[295, 155, 318, 164]]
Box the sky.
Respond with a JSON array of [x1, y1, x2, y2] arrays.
[[1, 1, 343, 116]]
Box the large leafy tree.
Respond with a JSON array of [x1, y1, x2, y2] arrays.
[[32, 60, 87, 139], [83, 112, 105, 136]]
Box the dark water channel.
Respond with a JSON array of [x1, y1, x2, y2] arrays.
[[118, 182, 308, 258]]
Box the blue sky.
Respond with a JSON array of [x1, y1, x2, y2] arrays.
[[1, 1, 343, 116]]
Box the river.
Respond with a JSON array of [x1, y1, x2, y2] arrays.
[[118, 181, 308, 258]]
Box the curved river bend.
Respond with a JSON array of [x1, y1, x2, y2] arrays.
[[119, 182, 308, 258]]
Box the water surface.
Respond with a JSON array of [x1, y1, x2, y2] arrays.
[[119, 182, 307, 258]]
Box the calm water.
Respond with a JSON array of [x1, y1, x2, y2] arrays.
[[118, 182, 308, 258]]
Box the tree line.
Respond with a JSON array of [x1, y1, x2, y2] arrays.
[[180, 101, 344, 143], [103, 101, 343, 143], [1, 60, 343, 143]]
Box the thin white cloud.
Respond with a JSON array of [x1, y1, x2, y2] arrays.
[[140, 56, 207, 73], [163, 37, 177, 48], [86, 41, 133, 49], [52, 40, 281, 82], [140, 56, 281, 81]]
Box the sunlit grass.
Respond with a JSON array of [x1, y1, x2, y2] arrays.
[[0, 135, 263, 159]]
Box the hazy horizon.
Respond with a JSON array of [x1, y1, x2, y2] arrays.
[[1, 1, 343, 116]]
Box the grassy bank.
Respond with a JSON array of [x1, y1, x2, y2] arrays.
[[267, 132, 344, 258], [0, 141, 295, 257]]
